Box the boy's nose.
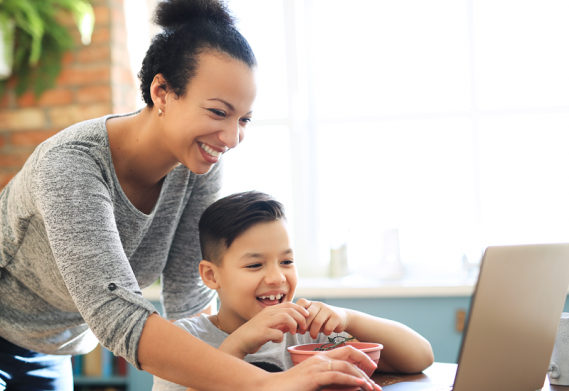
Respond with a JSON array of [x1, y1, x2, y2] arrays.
[[265, 267, 286, 286]]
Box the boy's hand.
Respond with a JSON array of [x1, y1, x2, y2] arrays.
[[296, 298, 350, 339], [220, 302, 309, 359]]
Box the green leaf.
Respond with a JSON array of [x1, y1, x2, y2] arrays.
[[0, 0, 95, 98]]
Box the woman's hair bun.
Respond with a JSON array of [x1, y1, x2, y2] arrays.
[[153, 0, 235, 29]]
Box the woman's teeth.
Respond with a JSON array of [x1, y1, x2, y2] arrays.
[[258, 294, 284, 300], [199, 142, 221, 157]]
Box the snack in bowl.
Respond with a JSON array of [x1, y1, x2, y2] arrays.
[[287, 339, 383, 391]]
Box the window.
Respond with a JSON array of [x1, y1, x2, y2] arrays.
[[126, 0, 569, 279]]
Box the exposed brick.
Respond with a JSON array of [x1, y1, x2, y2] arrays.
[[16, 93, 36, 108], [57, 66, 111, 86], [77, 85, 112, 103], [0, 1, 136, 177], [38, 89, 74, 107], [91, 27, 111, 45], [78, 45, 111, 63], [0, 109, 46, 131], [0, 152, 31, 168], [19, 89, 72, 109], [0, 93, 9, 108], [94, 5, 110, 26], [11, 130, 60, 147], [48, 103, 110, 128], [62, 52, 75, 65]]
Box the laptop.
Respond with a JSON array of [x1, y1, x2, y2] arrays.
[[384, 243, 569, 391]]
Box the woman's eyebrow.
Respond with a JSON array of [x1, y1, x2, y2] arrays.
[[207, 98, 234, 111], [207, 98, 253, 115]]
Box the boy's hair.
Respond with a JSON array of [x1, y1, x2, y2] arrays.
[[199, 191, 286, 265]]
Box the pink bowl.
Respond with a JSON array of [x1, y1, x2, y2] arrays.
[[287, 342, 383, 391]]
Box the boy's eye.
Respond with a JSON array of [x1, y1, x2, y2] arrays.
[[246, 263, 262, 269], [208, 109, 226, 117], [281, 260, 294, 265]]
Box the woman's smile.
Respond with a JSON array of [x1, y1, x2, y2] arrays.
[[197, 141, 224, 164]]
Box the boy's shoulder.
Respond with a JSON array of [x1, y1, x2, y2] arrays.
[[173, 314, 227, 348]]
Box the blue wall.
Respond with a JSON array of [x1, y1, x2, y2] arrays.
[[306, 296, 471, 364], [305, 294, 569, 365]]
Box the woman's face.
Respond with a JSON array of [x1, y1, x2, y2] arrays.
[[159, 52, 257, 174]]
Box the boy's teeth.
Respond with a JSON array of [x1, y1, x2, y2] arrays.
[[258, 294, 283, 300]]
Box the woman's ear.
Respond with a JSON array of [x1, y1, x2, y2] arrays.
[[199, 260, 220, 290], [150, 73, 168, 109]]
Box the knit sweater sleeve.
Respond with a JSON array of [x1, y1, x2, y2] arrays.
[[160, 160, 223, 319], [31, 145, 157, 369]]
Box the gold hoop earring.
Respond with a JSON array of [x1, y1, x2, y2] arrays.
[[158, 108, 163, 117]]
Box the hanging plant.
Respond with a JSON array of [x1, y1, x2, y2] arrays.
[[0, 0, 94, 98]]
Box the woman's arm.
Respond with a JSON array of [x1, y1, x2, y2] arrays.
[[140, 313, 382, 391]]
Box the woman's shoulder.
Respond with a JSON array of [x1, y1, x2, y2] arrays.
[[32, 115, 111, 165]]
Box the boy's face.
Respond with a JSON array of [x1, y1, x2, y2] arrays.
[[213, 219, 298, 330]]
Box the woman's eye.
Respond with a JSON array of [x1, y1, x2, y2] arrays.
[[282, 260, 294, 266], [208, 109, 226, 117], [240, 117, 252, 124]]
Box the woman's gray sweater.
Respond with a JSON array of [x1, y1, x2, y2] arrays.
[[0, 111, 219, 368]]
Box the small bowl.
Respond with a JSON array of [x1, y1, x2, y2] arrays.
[[287, 341, 383, 391]]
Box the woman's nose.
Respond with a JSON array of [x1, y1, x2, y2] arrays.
[[219, 121, 243, 149]]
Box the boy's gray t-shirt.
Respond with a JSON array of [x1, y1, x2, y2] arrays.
[[152, 314, 350, 391], [0, 111, 219, 368]]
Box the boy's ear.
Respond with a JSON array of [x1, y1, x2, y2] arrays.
[[199, 260, 220, 290]]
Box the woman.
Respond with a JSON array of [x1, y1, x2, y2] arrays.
[[0, 1, 381, 390]]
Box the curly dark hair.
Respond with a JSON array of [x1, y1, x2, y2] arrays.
[[138, 0, 257, 107]]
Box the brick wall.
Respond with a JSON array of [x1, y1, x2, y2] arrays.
[[0, 0, 136, 190]]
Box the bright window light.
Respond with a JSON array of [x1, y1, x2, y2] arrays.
[[125, 1, 569, 279]]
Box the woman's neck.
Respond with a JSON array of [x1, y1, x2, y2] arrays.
[[106, 107, 179, 213]]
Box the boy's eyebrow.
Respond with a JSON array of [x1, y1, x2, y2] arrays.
[[240, 249, 294, 260]]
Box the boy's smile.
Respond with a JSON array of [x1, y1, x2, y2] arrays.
[[256, 292, 285, 307], [208, 219, 297, 333]]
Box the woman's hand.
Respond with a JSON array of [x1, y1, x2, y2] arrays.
[[266, 345, 382, 391], [219, 302, 309, 359], [296, 298, 350, 339]]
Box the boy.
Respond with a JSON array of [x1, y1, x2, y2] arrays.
[[153, 191, 434, 390]]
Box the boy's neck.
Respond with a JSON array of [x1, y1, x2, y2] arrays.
[[211, 307, 247, 334]]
